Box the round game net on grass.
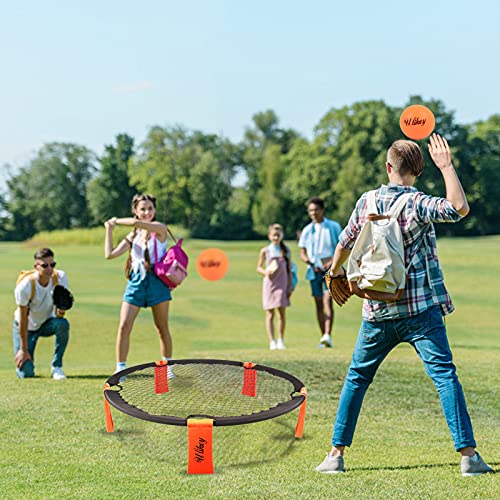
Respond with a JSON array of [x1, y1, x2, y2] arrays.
[[103, 359, 307, 474], [104, 359, 306, 426]]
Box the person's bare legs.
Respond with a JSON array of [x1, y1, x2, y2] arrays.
[[116, 302, 141, 363], [459, 447, 475, 457], [323, 292, 334, 335], [314, 297, 325, 335], [277, 307, 286, 341], [152, 301, 172, 358], [329, 445, 345, 456], [265, 309, 275, 342]]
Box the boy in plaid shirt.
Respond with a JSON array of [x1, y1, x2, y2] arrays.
[[316, 133, 493, 476]]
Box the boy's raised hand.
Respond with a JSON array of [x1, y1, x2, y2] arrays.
[[428, 133, 452, 170]]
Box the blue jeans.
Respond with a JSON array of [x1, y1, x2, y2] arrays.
[[12, 317, 70, 378], [332, 306, 476, 451]]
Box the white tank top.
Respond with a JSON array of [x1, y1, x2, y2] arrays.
[[130, 231, 168, 280]]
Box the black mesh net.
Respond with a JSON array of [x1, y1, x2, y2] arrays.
[[106, 360, 305, 425]]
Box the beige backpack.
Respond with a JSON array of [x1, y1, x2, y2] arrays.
[[347, 191, 413, 300]]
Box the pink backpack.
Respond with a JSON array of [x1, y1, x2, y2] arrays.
[[152, 229, 188, 290]]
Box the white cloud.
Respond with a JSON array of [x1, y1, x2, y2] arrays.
[[112, 80, 153, 94]]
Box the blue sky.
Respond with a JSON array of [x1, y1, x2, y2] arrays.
[[1, 0, 499, 188]]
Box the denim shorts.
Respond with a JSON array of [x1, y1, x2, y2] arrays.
[[123, 271, 172, 307], [309, 271, 328, 297]]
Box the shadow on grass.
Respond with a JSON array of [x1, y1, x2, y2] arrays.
[[100, 414, 303, 473], [212, 418, 302, 472], [350, 462, 499, 472], [98, 428, 146, 437]]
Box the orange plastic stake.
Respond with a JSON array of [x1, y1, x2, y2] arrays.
[[154, 360, 169, 394], [103, 383, 114, 433], [242, 362, 257, 397], [295, 387, 307, 438], [187, 419, 214, 474]]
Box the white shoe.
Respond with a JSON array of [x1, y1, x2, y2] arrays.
[[277, 339, 286, 350], [51, 366, 66, 380], [461, 452, 494, 476], [167, 366, 176, 379], [315, 452, 345, 473], [270, 340, 277, 350], [319, 334, 333, 348]]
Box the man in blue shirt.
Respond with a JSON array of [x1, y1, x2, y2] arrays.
[[298, 197, 342, 348]]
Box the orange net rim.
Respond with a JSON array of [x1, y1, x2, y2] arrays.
[[104, 358, 306, 427]]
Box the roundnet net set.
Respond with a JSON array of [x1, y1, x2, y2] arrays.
[[103, 359, 307, 474]]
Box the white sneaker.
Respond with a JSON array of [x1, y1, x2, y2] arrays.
[[167, 366, 176, 379], [319, 334, 333, 348], [270, 340, 277, 350], [315, 452, 345, 473], [51, 366, 66, 380], [277, 339, 286, 350], [461, 452, 494, 476]]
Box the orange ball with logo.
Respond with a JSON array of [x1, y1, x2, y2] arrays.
[[400, 105, 435, 140], [196, 248, 229, 281]]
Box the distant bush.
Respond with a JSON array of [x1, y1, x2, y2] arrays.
[[25, 225, 189, 246]]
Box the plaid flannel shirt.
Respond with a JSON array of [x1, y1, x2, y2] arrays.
[[339, 183, 464, 321]]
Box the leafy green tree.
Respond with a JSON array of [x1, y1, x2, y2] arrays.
[[241, 110, 299, 234], [87, 134, 136, 223], [280, 138, 334, 236], [187, 151, 232, 236], [292, 100, 399, 225], [251, 144, 284, 234], [463, 114, 500, 235], [129, 126, 200, 225], [5, 143, 96, 239], [130, 126, 238, 236]]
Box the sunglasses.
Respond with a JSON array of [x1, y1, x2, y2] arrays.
[[39, 262, 56, 268]]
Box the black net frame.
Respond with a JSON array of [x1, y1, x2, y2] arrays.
[[104, 359, 306, 427]]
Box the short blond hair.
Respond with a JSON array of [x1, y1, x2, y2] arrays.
[[387, 140, 424, 177]]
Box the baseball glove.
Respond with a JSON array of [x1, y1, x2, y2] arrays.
[[52, 285, 74, 311], [325, 270, 352, 306]]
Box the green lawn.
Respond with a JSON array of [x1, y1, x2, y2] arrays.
[[0, 237, 498, 499]]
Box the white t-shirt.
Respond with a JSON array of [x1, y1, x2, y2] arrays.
[[14, 270, 69, 330]]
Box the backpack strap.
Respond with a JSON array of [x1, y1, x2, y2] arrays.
[[167, 227, 177, 244], [366, 190, 378, 215], [152, 232, 159, 263], [29, 274, 36, 303], [387, 193, 413, 219]]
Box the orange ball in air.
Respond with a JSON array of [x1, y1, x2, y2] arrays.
[[399, 105, 435, 140], [196, 248, 229, 281]]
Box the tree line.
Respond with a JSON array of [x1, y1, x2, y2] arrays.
[[1, 95, 499, 242]]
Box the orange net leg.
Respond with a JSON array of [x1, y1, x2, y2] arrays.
[[295, 387, 307, 438], [103, 383, 114, 433], [242, 362, 257, 397], [154, 360, 169, 394], [187, 419, 214, 474]]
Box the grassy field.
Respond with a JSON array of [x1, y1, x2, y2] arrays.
[[0, 236, 498, 499]]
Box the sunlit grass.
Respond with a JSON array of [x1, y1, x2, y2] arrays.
[[0, 235, 498, 498]]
